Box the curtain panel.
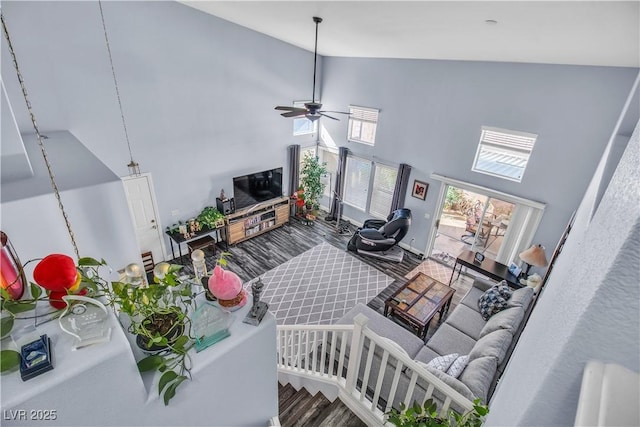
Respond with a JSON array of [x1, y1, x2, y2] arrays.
[[287, 144, 300, 197], [390, 163, 411, 212], [326, 146, 349, 221]]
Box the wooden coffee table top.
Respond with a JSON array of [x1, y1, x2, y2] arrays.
[[385, 272, 455, 326]]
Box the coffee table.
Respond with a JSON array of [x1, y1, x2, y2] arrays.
[[384, 273, 455, 339]]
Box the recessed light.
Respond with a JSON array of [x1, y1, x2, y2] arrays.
[[485, 19, 498, 25]]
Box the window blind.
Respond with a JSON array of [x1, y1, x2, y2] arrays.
[[369, 163, 398, 219], [348, 105, 379, 145], [343, 156, 371, 210], [473, 126, 537, 182]]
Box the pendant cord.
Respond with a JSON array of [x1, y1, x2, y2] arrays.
[[98, 0, 135, 166], [1, 13, 80, 260]]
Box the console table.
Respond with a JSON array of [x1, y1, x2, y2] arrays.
[[166, 224, 227, 261], [449, 249, 523, 289]]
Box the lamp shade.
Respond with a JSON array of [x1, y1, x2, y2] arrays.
[[519, 244, 548, 267]]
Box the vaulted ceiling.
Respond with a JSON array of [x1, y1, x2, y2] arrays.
[[182, 1, 639, 68]]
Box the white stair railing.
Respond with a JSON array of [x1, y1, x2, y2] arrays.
[[277, 314, 475, 426]]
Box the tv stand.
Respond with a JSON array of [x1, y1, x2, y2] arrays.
[[226, 196, 290, 245]]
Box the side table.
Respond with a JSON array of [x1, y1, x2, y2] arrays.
[[449, 249, 522, 288], [166, 225, 227, 262]]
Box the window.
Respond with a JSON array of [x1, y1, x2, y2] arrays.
[[318, 148, 338, 198], [343, 154, 398, 219], [292, 101, 317, 136], [347, 105, 379, 145], [369, 163, 398, 219], [343, 156, 371, 210], [472, 126, 537, 183]]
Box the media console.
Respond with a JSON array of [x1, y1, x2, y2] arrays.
[[226, 196, 290, 245]]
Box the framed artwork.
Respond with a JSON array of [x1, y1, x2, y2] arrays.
[[411, 180, 428, 200], [474, 252, 485, 263]]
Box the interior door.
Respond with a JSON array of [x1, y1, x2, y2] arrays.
[[122, 174, 165, 263]]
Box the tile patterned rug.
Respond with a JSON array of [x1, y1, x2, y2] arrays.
[[405, 259, 453, 284], [248, 242, 394, 325]]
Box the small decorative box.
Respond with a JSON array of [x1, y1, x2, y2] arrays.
[[20, 334, 54, 381]]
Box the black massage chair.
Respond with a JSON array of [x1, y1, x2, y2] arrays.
[[347, 208, 412, 253]]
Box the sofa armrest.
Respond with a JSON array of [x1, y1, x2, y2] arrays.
[[472, 278, 495, 292]]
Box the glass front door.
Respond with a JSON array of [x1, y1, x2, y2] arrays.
[[430, 185, 514, 265]]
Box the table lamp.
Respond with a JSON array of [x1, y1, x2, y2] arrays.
[[519, 244, 548, 277]]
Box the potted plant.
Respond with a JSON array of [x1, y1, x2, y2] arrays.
[[300, 153, 328, 211], [197, 206, 225, 229], [97, 260, 194, 405], [386, 398, 489, 427]]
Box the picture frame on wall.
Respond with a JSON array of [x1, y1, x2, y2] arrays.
[[411, 180, 428, 200]]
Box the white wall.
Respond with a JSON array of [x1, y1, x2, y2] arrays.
[[487, 83, 640, 425], [1, 1, 318, 253], [320, 57, 638, 255], [1, 131, 140, 280]]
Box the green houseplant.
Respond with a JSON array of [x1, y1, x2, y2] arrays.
[[300, 152, 328, 210], [386, 398, 489, 427], [97, 260, 195, 405], [197, 206, 225, 229]]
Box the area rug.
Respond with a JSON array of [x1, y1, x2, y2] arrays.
[[405, 259, 453, 284], [247, 242, 394, 325]]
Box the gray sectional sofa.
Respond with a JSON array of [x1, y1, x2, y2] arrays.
[[337, 277, 534, 410]]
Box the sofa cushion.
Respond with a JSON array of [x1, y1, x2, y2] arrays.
[[445, 304, 486, 340], [479, 306, 525, 338], [446, 355, 469, 379], [460, 286, 485, 312], [411, 362, 476, 402], [425, 353, 459, 371], [337, 303, 424, 357], [469, 329, 512, 364], [507, 286, 534, 309], [413, 345, 441, 364], [458, 356, 497, 402], [426, 323, 476, 357], [477, 282, 512, 320]]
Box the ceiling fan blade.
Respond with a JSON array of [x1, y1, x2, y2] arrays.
[[319, 112, 339, 121], [275, 106, 300, 111], [319, 110, 351, 115], [281, 110, 307, 118]]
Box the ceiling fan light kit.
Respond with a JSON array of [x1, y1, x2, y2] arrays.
[[274, 16, 349, 122]]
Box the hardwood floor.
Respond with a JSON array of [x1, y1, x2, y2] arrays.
[[175, 212, 422, 426], [177, 212, 423, 287], [278, 383, 366, 427]]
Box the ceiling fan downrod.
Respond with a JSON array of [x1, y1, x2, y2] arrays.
[[311, 16, 322, 104]]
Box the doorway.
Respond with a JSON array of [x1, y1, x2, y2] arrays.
[[431, 186, 513, 266], [122, 174, 166, 264], [426, 175, 545, 268]]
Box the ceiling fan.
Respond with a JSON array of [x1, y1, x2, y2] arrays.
[[275, 17, 349, 122]]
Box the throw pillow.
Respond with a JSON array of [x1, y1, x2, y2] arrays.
[[425, 353, 459, 372], [446, 355, 469, 379], [477, 281, 513, 320]]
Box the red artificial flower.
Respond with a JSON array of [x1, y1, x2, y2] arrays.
[[33, 254, 81, 292]]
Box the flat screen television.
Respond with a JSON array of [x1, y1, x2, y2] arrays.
[[232, 167, 283, 210]]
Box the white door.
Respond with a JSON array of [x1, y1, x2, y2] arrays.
[[122, 174, 165, 263]]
